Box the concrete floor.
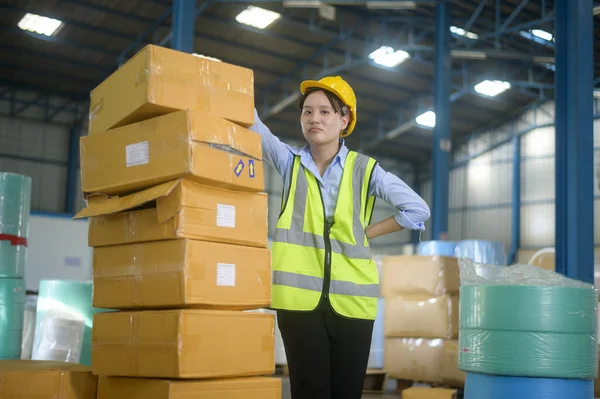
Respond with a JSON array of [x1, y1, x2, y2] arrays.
[[280, 377, 399, 399]]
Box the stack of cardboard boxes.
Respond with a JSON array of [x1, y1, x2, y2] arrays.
[[74, 44, 280, 398], [380, 255, 465, 388]]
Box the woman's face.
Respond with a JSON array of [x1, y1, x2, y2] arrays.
[[300, 90, 349, 146]]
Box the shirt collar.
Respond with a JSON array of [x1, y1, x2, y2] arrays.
[[299, 139, 349, 169]]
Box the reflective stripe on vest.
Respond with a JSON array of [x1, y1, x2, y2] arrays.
[[271, 150, 380, 320]]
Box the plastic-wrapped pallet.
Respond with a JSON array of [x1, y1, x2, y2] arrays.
[[458, 258, 598, 379], [455, 240, 507, 266]]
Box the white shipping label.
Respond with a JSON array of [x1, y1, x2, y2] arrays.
[[217, 263, 236, 286], [125, 141, 149, 167], [216, 204, 236, 228]]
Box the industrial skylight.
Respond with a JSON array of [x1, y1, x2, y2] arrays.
[[235, 6, 281, 29], [368, 46, 410, 68], [415, 111, 436, 128], [531, 29, 553, 41], [450, 26, 479, 40], [520, 28, 554, 45], [474, 80, 511, 97], [18, 13, 63, 36]]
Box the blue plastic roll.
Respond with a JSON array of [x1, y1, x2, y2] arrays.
[[464, 372, 594, 399], [0, 278, 25, 359], [455, 240, 507, 265], [417, 241, 457, 257], [33, 280, 111, 366], [0, 173, 32, 278]]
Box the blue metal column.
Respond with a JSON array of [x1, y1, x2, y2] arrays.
[[554, 0, 594, 283], [431, 1, 451, 240], [171, 0, 196, 53], [64, 124, 81, 214], [509, 135, 521, 264]]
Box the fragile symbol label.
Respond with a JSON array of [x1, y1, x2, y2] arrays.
[[234, 159, 244, 177], [248, 159, 255, 178]]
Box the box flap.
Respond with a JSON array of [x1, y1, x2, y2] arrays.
[[74, 180, 181, 219]]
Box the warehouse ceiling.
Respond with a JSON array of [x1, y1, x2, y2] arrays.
[[1, 0, 599, 169]]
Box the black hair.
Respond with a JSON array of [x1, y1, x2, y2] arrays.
[[299, 88, 351, 133]]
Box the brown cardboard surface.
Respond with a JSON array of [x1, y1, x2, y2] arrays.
[[75, 179, 268, 248], [381, 256, 459, 297], [384, 338, 445, 383], [97, 376, 281, 399], [88, 44, 254, 135], [440, 340, 466, 387], [81, 110, 263, 196], [92, 239, 271, 310], [402, 387, 458, 399], [384, 294, 458, 339], [92, 309, 275, 379], [0, 360, 97, 399]]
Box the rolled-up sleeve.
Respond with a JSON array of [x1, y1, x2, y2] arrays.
[[369, 164, 431, 230]]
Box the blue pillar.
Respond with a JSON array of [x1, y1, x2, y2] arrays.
[[432, 1, 451, 240], [65, 124, 81, 214], [509, 135, 521, 264], [554, 0, 594, 283], [172, 0, 196, 53]]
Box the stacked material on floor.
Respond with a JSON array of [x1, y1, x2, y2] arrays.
[[0, 360, 97, 398], [402, 386, 459, 399], [417, 241, 457, 257], [75, 44, 280, 398], [31, 280, 108, 366], [459, 258, 598, 399], [454, 239, 507, 265], [0, 173, 31, 360], [381, 255, 465, 386]]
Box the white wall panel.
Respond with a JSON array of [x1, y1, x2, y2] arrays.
[[464, 160, 512, 207], [462, 208, 511, 248], [521, 204, 555, 248], [521, 158, 554, 202]]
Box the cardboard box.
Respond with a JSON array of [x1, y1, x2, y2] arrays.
[[381, 256, 459, 297], [88, 44, 254, 135], [92, 239, 271, 310], [92, 309, 274, 378], [384, 338, 445, 383], [402, 387, 458, 399], [0, 360, 97, 399], [81, 110, 263, 196], [75, 179, 268, 248], [440, 340, 466, 386], [384, 294, 458, 339], [97, 376, 281, 399]]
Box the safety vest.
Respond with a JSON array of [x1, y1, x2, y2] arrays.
[[271, 150, 380, 320]]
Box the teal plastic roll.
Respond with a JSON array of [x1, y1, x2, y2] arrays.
[[0, 173, 32, 278], [459, 284, 598, 379], [0, 278, 25, 359], [460, 285, 597, 333], [33, 280, 111, 366]]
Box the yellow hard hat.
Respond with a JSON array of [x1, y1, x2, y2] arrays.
[[300, 76, 357, 137]]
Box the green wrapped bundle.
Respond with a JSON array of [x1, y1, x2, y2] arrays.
[[0, 173, 32, 278], [32, 280, 111, 366], [458, 261, 598, 379], [0, 278, 25, 359]]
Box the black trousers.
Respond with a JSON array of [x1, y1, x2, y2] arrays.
[[277, 300, 374, 399]]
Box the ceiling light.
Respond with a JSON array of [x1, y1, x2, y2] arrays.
[[450, 26, 479, 40], [451, 50, 487, 60], [368, 46, 410, 68], [18, 13, 63, 37], [366, 1, 416, 9], [235, 6, 281, 30], [531, 29, 553, 41], [474, 80, 511, 97], [283, 0, 321, 7], [415, 111, 435, 128]]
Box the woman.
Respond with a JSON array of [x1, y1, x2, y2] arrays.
[[250, 76, 430, 399]]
